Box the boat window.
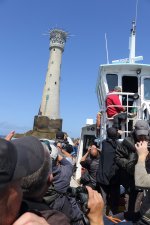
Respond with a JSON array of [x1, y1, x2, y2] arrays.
[[122, 76, 138, 112], [106, 74, 118, 91], [144, 78, 150, 100], [122, 76, 138, 93]]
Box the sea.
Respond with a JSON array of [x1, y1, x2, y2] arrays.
[[0, 135, 5, 138]]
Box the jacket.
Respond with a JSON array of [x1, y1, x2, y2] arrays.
[[135, 158, 150, 224], [80, 155, 100, 187], [106, 91, 124, 118], [96, 139, 120, 185], [43, 185, 84, 223], [52, 158, 73, 193], [115, 133, 138, 190], [47, 158, 83, 223]]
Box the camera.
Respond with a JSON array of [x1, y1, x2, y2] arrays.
[[67, 186, 89, 214], [147, 141, 150, 152]]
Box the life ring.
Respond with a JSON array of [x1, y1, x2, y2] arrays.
[[96, 112, 101, 129]]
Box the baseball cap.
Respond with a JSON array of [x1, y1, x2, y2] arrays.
[[134, 120, 149, 136], [0, 136, 49, 188]]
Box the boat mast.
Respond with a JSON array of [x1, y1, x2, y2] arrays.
[[129, 21, 136, 64]]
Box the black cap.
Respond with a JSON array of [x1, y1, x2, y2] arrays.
[[0, 138, 17, 187], [0, 136, 48, 188]]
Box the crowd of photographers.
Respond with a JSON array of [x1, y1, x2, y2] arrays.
[[0, 131, 104, 225], [0, 119, 150, 225], [80, 119, 150, 225]]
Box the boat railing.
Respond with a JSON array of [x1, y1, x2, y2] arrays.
[[102, 92, 142, 138]]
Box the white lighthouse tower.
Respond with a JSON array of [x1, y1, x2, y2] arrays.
[[33, 29, 68, 136], [40, 29, 68, 119]]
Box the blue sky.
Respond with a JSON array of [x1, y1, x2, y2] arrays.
[[0, 0, 150, 138]]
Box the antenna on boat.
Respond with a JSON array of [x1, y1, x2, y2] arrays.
[[135, 0, 139, 26], [105, 33, 109, 64], [129, 21, 136, 64], [129, 0, 140, 64]]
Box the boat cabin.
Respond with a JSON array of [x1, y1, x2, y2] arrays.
[[96, 63, 150, 141]]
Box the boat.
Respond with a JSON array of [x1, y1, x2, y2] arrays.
[[75, 20, 150, 180], [96, 21, 150, 142]]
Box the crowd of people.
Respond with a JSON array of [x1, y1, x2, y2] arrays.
[[80, 119, 150, 225], [0, 131, 104, 225], [79, 85, 150, 225], [0, 101, 150, 225]]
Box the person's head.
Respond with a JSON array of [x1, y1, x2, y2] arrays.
[[133, 93, 139, 100], [64, 132, 68, 141], [56, 131, 64, 140], [114, 86, 122, 92], [134, 120, 149, 142], [18, 139, 52, 200], [65, 144, 73, 154], [0, 138, 23, 225], [90, 144, 99, 157], [0, 136, 48, 225], [107, 127, 118, 140], [57, 142, 62, 150], [74, 138, 79, 146]]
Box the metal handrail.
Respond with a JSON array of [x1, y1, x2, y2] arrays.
[[104, 92, 141, 137]]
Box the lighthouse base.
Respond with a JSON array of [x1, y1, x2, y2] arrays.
[[14, 116, 63, 139], [33, 116, 62, 132]]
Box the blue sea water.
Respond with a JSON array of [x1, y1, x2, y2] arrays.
[[0, 135, 5, 138]]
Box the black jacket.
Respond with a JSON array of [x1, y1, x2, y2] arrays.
[[115, 133, 138, 174], [80, 155, 100, 187], [115, 132, 138, 190], [43, 185, 84, 223], [96, 138, 120, 185]]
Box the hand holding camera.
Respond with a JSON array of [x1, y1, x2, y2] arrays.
[[86, 186, 104, 225], [135, 141, 149, 161], [67, 186, 104, 225]]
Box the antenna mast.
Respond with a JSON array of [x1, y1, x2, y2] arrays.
[[135, 0, 139, 26], [105, 33, 109, 64], [129, 21, 136, 64], [129, 0, 139, 63]]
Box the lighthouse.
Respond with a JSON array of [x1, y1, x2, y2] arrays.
[[33, 29, 68, 136], [40, 29, 68, 118]]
